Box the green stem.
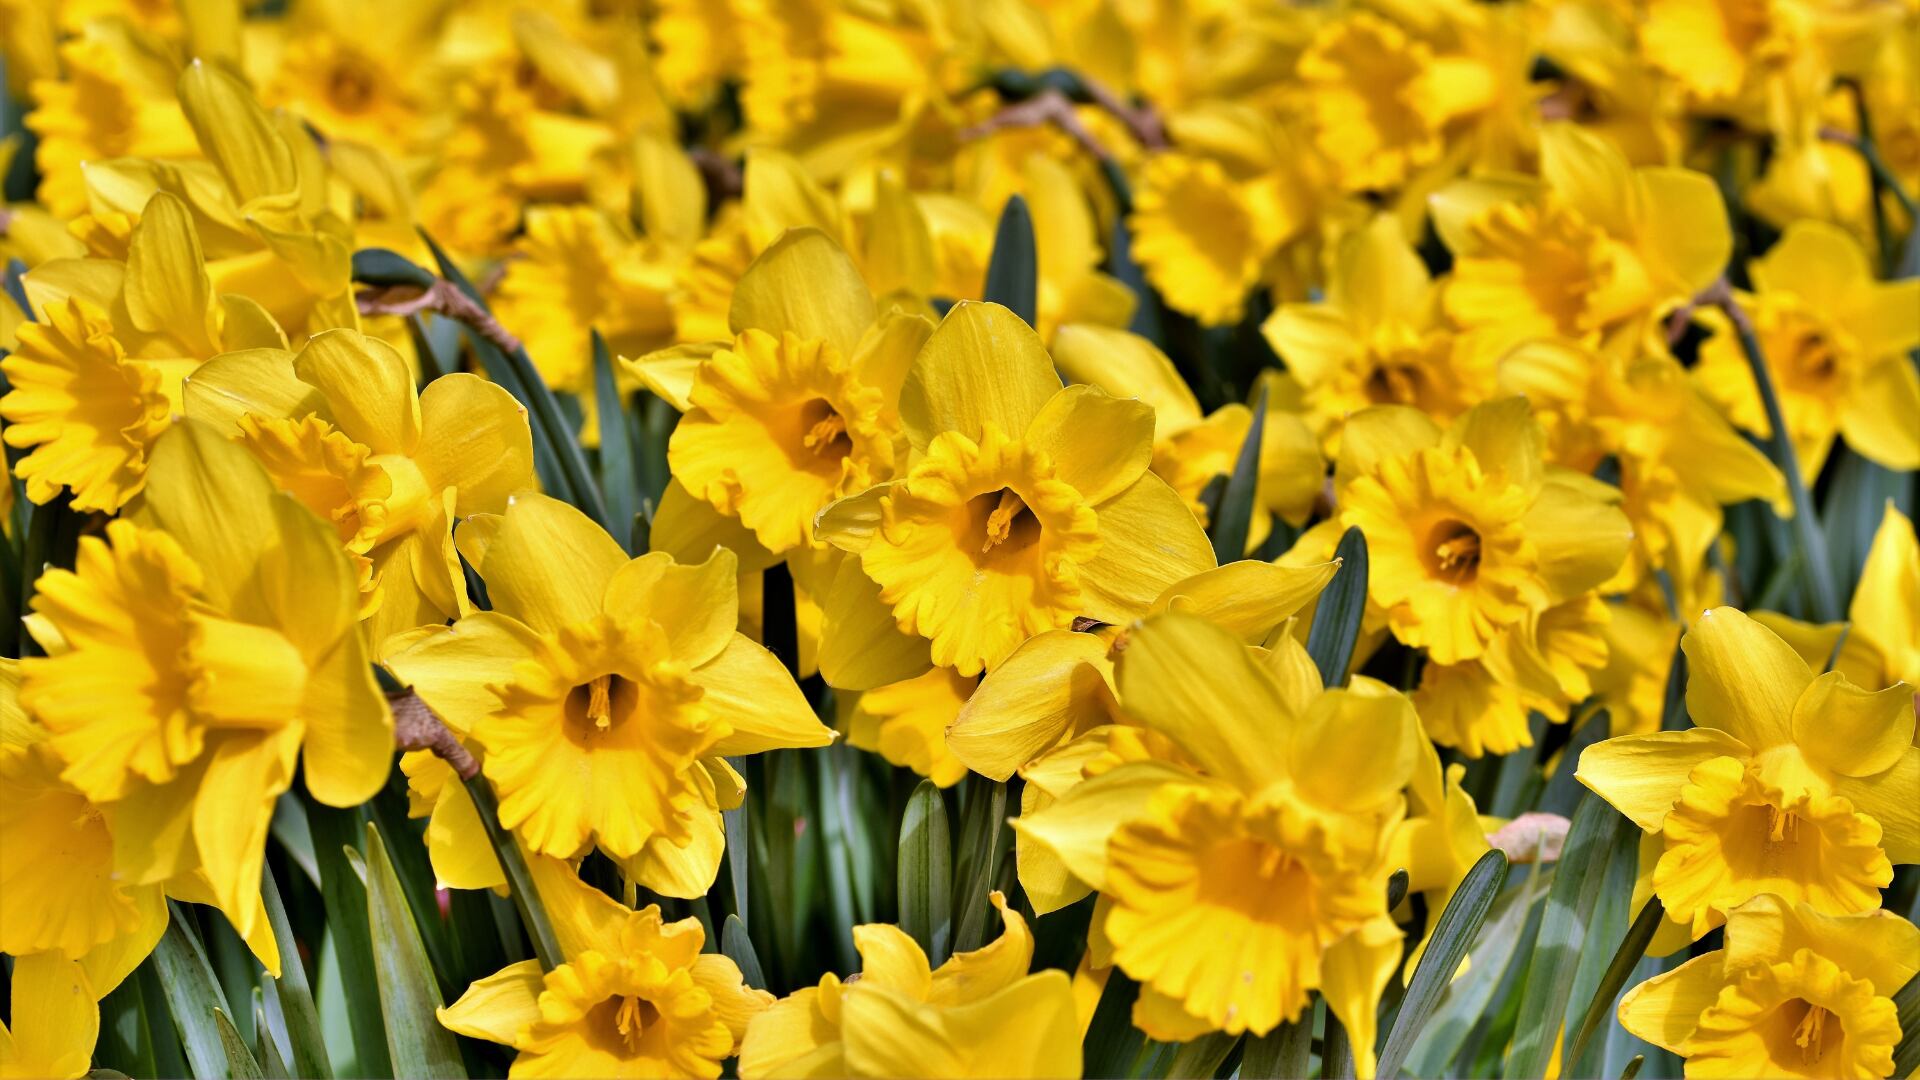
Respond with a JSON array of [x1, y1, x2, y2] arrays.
[[1823, 120, 1918, 230], [462, 776, 563, 971], [1706, 280, 1843, 622]]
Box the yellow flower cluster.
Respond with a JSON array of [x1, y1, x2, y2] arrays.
[[0, 0, 1916, 1078]]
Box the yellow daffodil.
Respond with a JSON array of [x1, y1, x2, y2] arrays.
[[1127, 150, 1293, 326], [738, 892, 1080, 1079], [24, 24, 197, 220], [844, 666, 976, 788], [1414, 593, 1611, 757], [1432, 123, 1729, 351], [441, 854, 770, 1078], [1618, 895, 1918, 1078], [816, 301, 1213, 678], [0, 953, 99, 1080], [1694, 221, 1920, 481], [382, 492, 833, 897], [15, 420, 392, 970], [1335, 398, 1631, 665], [1263, 215, 1494, 449], [1386, 730, 1491, 972], [182, 327, 535, 643], [1577, 607, 1918, 943], [1015, 613, 1416, 1074], [1296, 11, 1493, 193]]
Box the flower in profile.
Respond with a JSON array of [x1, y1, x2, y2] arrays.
[[1432, 123, 1729, 350], [383, 493, 833, 897], [1617, 895, 1917, 1078], [0, 297, 170, 513], [183, 328, 535, 643], [15, 420, 391, 969], [1577, 607, 1918, 944], [738, 892, 1080, 1079], [1694, 221, 1920, 482], [1335, 398, 1631, 665], [1015, 613, 1417, 1074], [441, 854, 770, 1078]]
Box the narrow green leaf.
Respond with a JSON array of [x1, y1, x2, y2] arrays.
[[302, 797, 393, 1078], [721, 915, 767, 991], [723, 755, 751, 930], [1209, 385, 1266, 562], [897, 780, 953, 966], [1619, 1054, 1646, 1080], [1385, 867, 1410, 913], [983, 194, 1038, 327], [811, 747, 861, 973], [253, 995, 291, 1080], [363, 822, 467, 1079], [1377, 849, 1510, 1078], [951, 776, 1012, 955], [95, 962, 158, 1079], [1891, 969, 1920, 1078], [261, 863, 332, 1078], [213, 1009, 264, 1080], [1082, 970, 1146, 1079], [461, 775, 564, 971], [349, 248, 438, 289], [1323, 1004, 1354, 1080], [1241, 1015, 1314, 1080], [1563, 802, 1641, 1078], [593, 330, 639, 551], [137, 954, 192, 1079], [1165, 1032, 1239, 1079], [1566, 898, 1666, 1072], [1306, 527, 1369, 689], [152, 905, 232, 1080], [1507, 793, 1636, 1078]]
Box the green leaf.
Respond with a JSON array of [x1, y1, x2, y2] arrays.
[[950, 776, 1012, 955], [1209, 384, 1266, 563], [1165, 1032, 1240, 1079], [1619, 1054, 1646, 1080], [811, 746, 861, 973], [349, 248, 437, 289], [1082, 970, 1146, 1079], [213, 1009, 264, 1080], [1506, 793, 1636, 1078], [261, 864, 332, 1078], [152, 905, 233, 1080], [95, 963, 158, 1079], [1377, 849, 1510, 1078], [1306, 527, 1369, 689], [302, 796, 393, 1078], [1566, 898, 1666, 1073], [983, 194, 1037, 327], [721, 915, 768, 991], [363, 822, 467, 1079], [723, 756, 751, 931], [593, 329, 639, 552], [253, 994, 291, 1080], [897, 780, 953, 966], [461, 774, 564, 971], [1402, 860, 1552, 1077], [1241, 1015, 1313, 1080], [1891, 969, 1920, 1078]]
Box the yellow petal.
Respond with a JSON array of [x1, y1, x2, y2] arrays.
[[414, 374, 534, 517], [1539, 123, 1635, 236], [1116, 612, 1287, 793], [729, 227, 874, 360], [695, 634, 834, 755], [1051, 323, 1202, 431], [1791, 671, 1915, 778], [1025, 385, 1154, 505], [1321, 915, 1403, 1080], [853, 924, 934, 996], [292, 330, 419, 455], [1010, 761, 1199, 896], [622, 342, 721, 412], [1615, 952, 1723, 1053], [1635, 168, 1730, 295], [1750, 612, 1845, 673], [899, 302, 1062, 455], [1289, 680, 1419, 815], [929, 892, 1034, 1004], [1443, 398, 1542, 495], [649, 478, 783, 575], [839, 971, 1081, 1079], [1335, 405, 1442, 491], [817, 554, 933, 692], [123, 192, 213, 355], [193, 732, 295, 947], [1839, 357, 1920, 472], [690, 953, 773, 1047], [1152, 560, 1338, 642], [1722, 893, 1920, 1001], [177, 59, 298, 207], [1575, 728, 1753, 831], [1523, 476, 1632, 603], [1832, 746, 1920, 863], [948, 630, 1114, 782], [1849, 501, 1919, 686], [1750, 221, 1871, 312], [476, 493, 628, 634], [741, 149, 842, 250], [738, 985, 843, 1079], [77, 884, 167, 997], [0, 953, 97, 1080], [180, 348, 322, 435], [382, 613, 544, 736], [604, 548, 740, 667], [1075, 473, 1214, 626], [1682, 606, 1812, 751], [298, 610, 395, 808], [128, 419, 279, 617], [437, 959, 545, 1045], [624, 796, 726, 899]]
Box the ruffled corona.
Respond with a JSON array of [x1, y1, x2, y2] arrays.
[[672, 329, 895, 554], [1298, 13, 1457, 193], [235, 413, 392, 605], [1104, 785, 1383, 1037], [1128, 154, 1276, 326], [1655, 756, 1892, 938], [862, 423, 1101, 677], [1444, 199, 1630, 340], [1684, 949, 1900, 1079], [0, 299, 172, 514]]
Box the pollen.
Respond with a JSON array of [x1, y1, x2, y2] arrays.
[[980, 488, 1031, 554], [1429, 520, 1483, 582], [803, 410, 849, 456], [1792, 1002, 1830, 1062], [585, 675, 614, 730]]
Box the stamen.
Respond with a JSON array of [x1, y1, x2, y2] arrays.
[[614, 995, 647, 1052], [1767, 805, 1800, 843], [586, 675, 613, 731], [1793, 1004, 1828, 1062], [803, 412, 848, 455], [1434, 529, 1481, 575], [981, 489, 1027, 554]]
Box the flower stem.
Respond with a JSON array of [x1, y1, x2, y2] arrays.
[[1702, 279, 1842, 622]]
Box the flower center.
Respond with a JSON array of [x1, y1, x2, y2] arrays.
[[612, 995, 658, 1054], [1789, 1001, 1831, 1063], [1427, 519, 1482, 583], [799, 398, 851, 458], [565, 673, 637, 736], [974, 488, 1040, 556]]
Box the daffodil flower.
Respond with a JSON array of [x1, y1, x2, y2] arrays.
[[1756, 500, 1919, 693], [1334, 397, 1631, 666], [1413, 593, 1612, 757], [1014, 613, 1419, 1074], [383, 493, 833, 897], [441, 854, 770, 1078], [24, 29, 197, 220], [1694, 221, 1920, 482], [816, 301, 1214, 679], [182, 327, 535, 644], [1577, 607, 1918, 944], [738, 892, 1080, 1079], [1618, 895, 1918, 1078], [15, 420, 392, 973]]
